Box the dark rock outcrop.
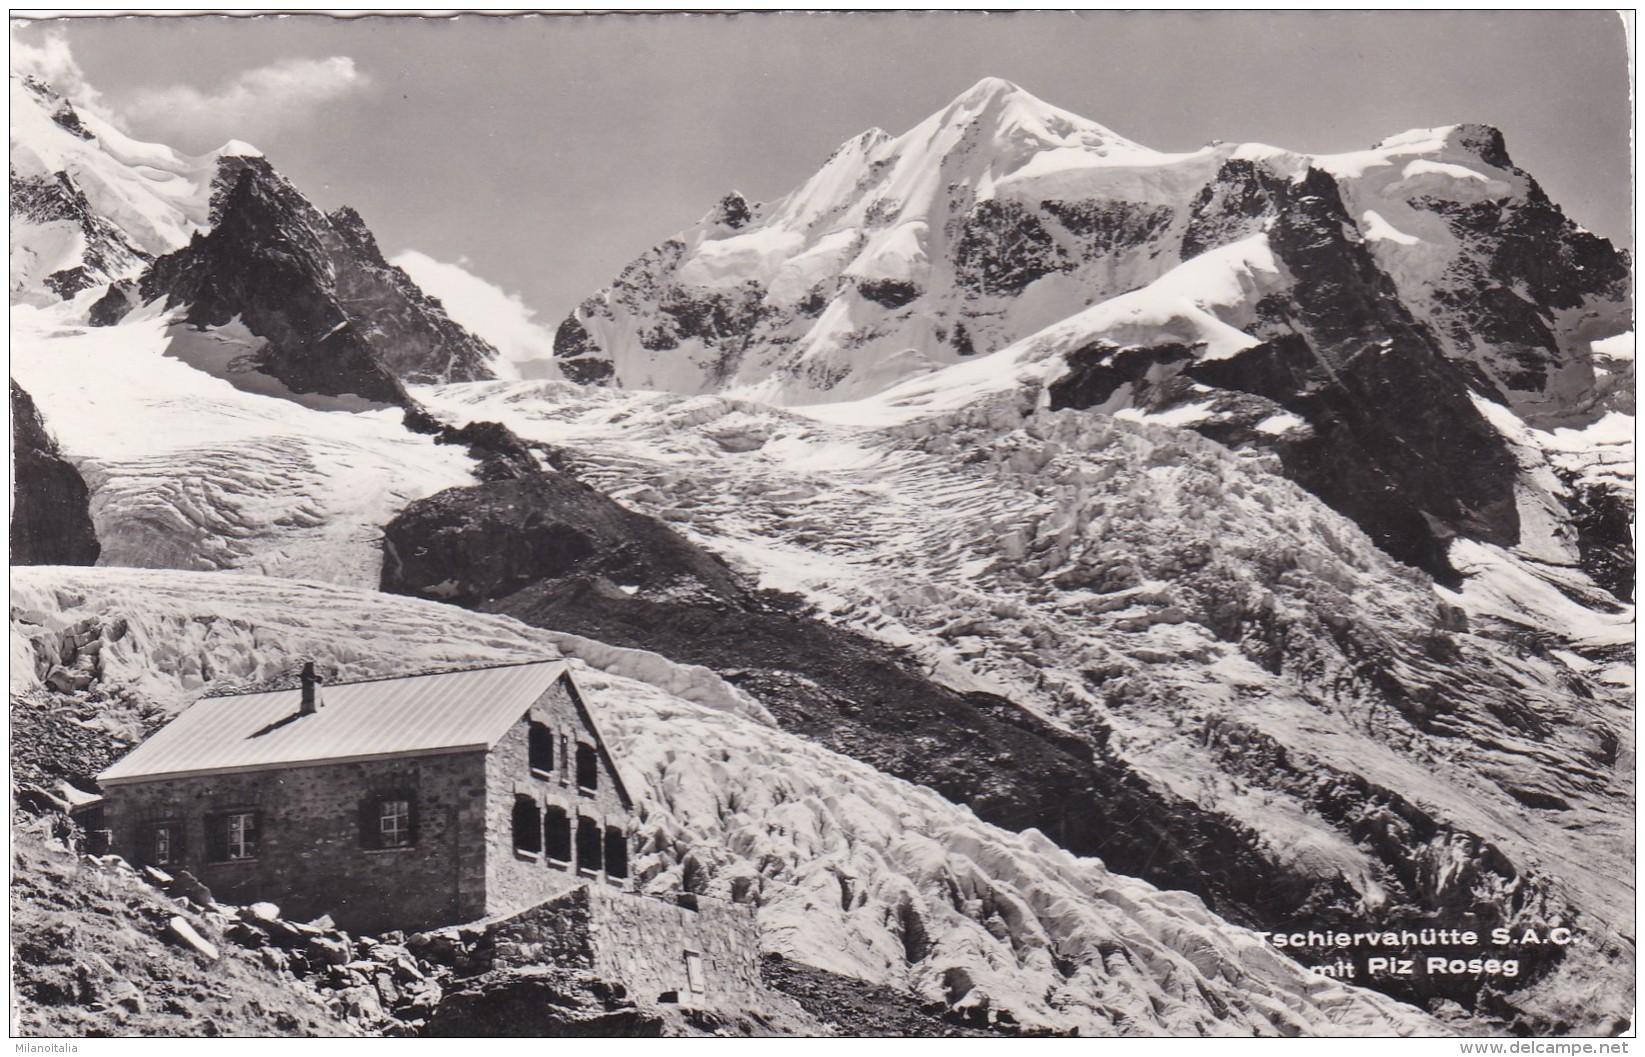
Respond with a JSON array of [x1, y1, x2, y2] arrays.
[[953, 200, 1070, 296], [1406, 127, 1630, 419], [1562, 473, 1636, 602], [10, 380, 100, 566], [1041, 199, 1176, 260], [855, 278, 920, 309], [553, 314, 614, 385], [96, 159, 497, 402], [1053, 164, 1523, 584], [420, 967, 663, 1038], [10, 168, 151, 300]]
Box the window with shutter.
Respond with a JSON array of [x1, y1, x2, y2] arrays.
[[206, 813, 228, 862], [358, 798, 382, 850]]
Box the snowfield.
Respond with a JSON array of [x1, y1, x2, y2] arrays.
[[9, 565, 1443, 1037], [10, 302, 476, 587]]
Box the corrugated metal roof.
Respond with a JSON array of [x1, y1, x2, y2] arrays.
[[99, 659, 568, 785]]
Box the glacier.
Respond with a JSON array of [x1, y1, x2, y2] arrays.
[[9, 565, 1445, 1037]]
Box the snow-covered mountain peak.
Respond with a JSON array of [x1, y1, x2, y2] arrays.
[[211, 138, 265, 160], [1371, 122, 1508, 163], [697, 189, 758, 232], [931, 75, 1148, 157]]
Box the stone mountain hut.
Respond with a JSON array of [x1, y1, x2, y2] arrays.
[[97, 659, 634, 934]]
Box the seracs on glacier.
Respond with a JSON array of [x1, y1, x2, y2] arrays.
[[10, 566, 1444, 1037]]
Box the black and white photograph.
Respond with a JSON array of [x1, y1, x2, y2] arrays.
[[7, 9, 1635, 1041]]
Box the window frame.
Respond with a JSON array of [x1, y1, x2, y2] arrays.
[[226, 811, 257, 860], [208, 809, 260, 863], [359, 792, 418, 852], [149, 820, 182, 867], [378, 798, 413, 848]]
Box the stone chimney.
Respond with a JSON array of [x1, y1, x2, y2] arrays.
[[300, 661, 324, 715]]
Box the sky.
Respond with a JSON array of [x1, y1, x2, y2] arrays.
[[10, 11, 1635, 328]]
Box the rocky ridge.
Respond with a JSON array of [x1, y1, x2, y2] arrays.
[[93, 157, 499, 403]]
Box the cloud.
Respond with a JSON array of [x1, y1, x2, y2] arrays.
[[11, 24, 108, 114], [392, 251, 563, 382], [120, 56, 372, 150]]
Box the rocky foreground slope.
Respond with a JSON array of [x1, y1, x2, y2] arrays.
[[10, 566, 1448, 1036]]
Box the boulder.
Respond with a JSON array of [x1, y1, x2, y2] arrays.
[[163, 869, 215, 907], [44, 664, 92, 692], [305, 934, 352, 967], [241, 901, 283, 923], [165, 916, 220, 961]]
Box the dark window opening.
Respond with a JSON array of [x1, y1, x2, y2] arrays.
[[207, 811, 259, 862], [576, 815, 602, 872], [512, 795, 542, 855], [360, 795, 417, 849], [576, 742, 598, 791], [544, 806, 572, 864], [604, 826, 628, 879], [529, 722, 555, 774]]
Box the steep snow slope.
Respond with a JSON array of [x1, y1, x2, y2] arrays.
[[418, 378, 1634, 1033], [10, 74, 257, 303], [10, 565, 1445, 1036], [9, 302, 476, 586]]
